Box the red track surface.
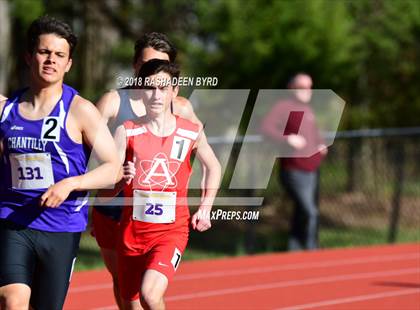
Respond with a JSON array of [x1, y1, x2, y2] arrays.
[[65, 243, 420, 309]]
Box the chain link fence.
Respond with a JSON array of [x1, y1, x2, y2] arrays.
[[318, 128, 420, 246]]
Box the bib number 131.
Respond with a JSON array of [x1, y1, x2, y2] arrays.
[[17, 166, 43, 180], [10, 153, 54, 189]]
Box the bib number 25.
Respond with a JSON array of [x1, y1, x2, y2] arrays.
[[132, 190, 176, 223], [145, 203, 163, 216]]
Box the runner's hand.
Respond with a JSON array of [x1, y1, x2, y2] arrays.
[[40, 178, 77, 208], [191, 207, 212, 232], [123, 161, 136, 184]]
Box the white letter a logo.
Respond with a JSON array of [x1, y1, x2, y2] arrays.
[[143, 158, 174, 185]]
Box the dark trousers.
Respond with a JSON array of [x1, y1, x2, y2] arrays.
[[280, 169, 319, 250]]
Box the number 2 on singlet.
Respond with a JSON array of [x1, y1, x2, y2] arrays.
[[41, 117, 60, 142]]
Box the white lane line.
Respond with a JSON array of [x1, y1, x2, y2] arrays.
[[164, 268, 419, 301], [69, 252, 420, 293], [278, 288, 420, 310]]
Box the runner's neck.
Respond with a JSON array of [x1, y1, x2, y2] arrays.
[[146, 113, 176, 137]]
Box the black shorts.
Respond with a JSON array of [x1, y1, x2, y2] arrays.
[[0, 220, 81, 310]]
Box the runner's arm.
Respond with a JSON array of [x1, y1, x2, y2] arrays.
[[40, 98, 122, 207], [190, 132, 221, 231], [96, 124, 133, 201], [96, 90, 121, 126], [174, 96, 202, 126]]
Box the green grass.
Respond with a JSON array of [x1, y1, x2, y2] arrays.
[[320, 227, 420, 248], [75, 233, 104, 271]]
